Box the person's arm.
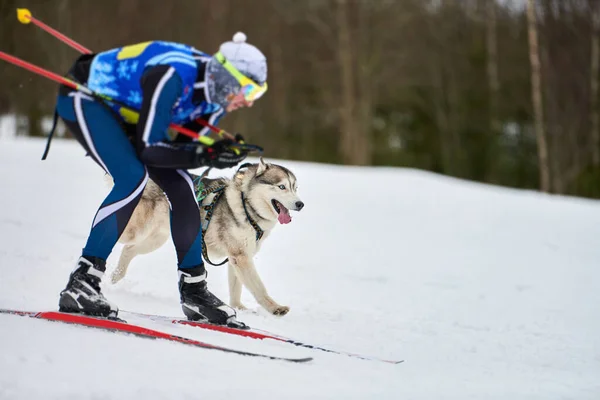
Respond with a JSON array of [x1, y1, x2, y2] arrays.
[[136, 65, 205, 169], [176, 108, 226, 142]]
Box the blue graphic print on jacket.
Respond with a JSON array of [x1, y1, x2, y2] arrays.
[[87, 41, 221, 128]]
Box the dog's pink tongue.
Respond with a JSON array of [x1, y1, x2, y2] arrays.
[[277, 204, 292, 224]]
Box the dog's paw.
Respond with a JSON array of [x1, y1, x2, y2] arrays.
[[109, 271, 124, 284], [272, 306, 290, 316], [231, 303, 248, 311]]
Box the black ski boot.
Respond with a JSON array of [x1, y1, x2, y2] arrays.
[[178, 265, 247, 329], [59, 256, 119, 319]]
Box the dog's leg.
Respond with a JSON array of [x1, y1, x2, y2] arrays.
[[228, 252, 289, 316], [111, 244, 139, 284], [110, 230, 169, 284], [228, 263, 247, 310]]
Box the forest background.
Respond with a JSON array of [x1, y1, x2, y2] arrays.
[[1, 0, 599, 198]]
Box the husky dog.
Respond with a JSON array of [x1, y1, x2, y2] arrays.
[[110, 158, 304, 316]]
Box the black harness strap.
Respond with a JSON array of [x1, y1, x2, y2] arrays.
[[196, 163, 264, 267], [235, 163, 264, 241], [194, 173, 228, 267], [241, 192, 264, 241], [200, 188, 228, 266]]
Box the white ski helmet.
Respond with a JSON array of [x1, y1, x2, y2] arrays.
[[206, 32, 268, 108]]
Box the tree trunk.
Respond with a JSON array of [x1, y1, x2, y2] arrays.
[[591, 0, 600, 166], [356, 1, 372, 165], [336, 0, 362, 165], [486, 0, 500, 133], [484, 0, 501, 181], [425, 7, 454, 175], [268, 12, 291, 158], [527, 0, 551, 192], [431, 62, 453, 173], [27, 105, 43, 137]]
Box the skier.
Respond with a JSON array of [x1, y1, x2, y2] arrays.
[[54, 32, 267, 328]]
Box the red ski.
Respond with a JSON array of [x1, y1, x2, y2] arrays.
[[0, 308, 312, 363], [122, 310, 403, 364]]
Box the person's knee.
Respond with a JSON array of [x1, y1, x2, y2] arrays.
[[111, 165, 148, 194]]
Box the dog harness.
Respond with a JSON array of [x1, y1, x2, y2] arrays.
[[194, 165, 264, 267]]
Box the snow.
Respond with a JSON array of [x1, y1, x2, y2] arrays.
[[1, 136, 599, 399]]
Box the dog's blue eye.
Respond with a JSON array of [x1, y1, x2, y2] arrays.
[[278, 185, 286, 190]]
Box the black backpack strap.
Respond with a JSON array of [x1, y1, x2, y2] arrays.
[[41, 108, 60, 160]]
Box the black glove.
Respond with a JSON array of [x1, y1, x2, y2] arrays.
[[197, 139, 248, 169], [234, 132, 245, 143]]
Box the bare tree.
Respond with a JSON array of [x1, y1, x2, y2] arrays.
[[527, 0, 551, 192], [2, 0, 598, 198], [355, 0, 374, 166], [486, 0, 500, 133], [336, 0, 362, 165], [591, 0, 600, 166]]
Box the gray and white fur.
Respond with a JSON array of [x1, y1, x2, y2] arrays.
[[110, 157, 304, 316]]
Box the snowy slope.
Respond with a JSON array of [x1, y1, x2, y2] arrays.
[[1, 137, 599, 399]]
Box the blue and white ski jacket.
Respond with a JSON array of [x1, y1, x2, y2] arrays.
[[76, 41, 226, 169]]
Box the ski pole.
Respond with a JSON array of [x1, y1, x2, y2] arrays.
[[0, 50, 213, 144], [17, 8, 91, 54], [16, 8, 236, 142]]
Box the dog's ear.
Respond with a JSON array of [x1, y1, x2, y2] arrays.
[[256, 157, 269, 176]]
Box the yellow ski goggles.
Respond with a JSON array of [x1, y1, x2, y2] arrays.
[[214, 52, 268, 102]]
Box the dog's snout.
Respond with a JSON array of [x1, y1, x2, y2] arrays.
[[295, 201, 304, 211]]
